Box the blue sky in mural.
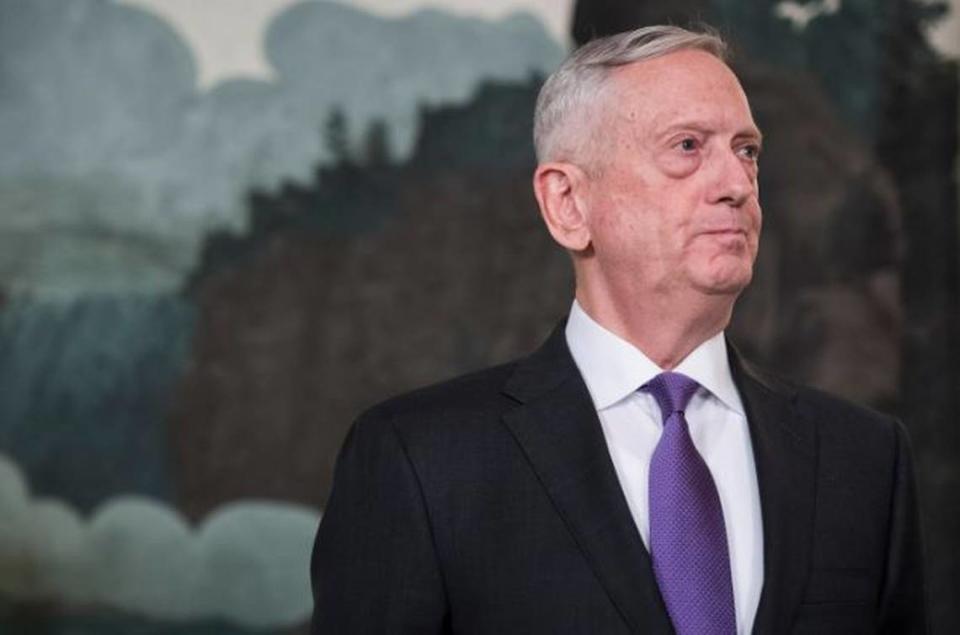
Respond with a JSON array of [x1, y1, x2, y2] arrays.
[[0, 0, 565, 299]]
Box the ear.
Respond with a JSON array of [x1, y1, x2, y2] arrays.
[[532, 162, 592, 252]]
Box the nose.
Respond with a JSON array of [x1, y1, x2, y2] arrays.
[[709, 148, 756, 208]]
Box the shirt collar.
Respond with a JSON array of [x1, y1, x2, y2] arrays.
[[565, 300, 744, 415]]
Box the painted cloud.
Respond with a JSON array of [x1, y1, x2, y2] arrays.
[[0, 453, 321, 628]]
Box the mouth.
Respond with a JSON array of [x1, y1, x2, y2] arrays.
[[701, 227, 746, 236], [699, 229, 748, 250]]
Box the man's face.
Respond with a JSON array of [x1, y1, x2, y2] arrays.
[[579, 49, 762, 301]]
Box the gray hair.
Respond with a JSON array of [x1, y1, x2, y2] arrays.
[[533, 25, 729, 164]]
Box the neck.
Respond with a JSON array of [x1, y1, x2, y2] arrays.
[[575, 285, 736, 370]]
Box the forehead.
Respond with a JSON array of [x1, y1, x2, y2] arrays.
[[602, 49, 756, 134]]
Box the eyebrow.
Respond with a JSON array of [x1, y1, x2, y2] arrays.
[[737, 128, 764, 146]]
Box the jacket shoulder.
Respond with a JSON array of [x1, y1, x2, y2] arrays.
[[792, 382, 906, 460], [736, 351, 904, 450], [356, 361, 520, 432], [795, 383, 899, 431], [740, 351, 898, 433]]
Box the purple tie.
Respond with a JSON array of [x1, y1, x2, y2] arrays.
[[645, 372, 736, 635]]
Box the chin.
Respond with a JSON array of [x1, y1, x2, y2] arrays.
[[688, 249, 757, 290], [692, 264, 754, 296]]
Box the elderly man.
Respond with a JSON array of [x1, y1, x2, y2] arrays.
[[311, 25, 926, 634]]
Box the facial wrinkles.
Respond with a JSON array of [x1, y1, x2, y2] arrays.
[[634, 102, 705, 287], [648, 81, 760, 226], [583, 51, 763, 304]]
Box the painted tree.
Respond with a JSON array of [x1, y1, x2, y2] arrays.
[[363, 118, 391, 167], [323, 107, 351, 166]]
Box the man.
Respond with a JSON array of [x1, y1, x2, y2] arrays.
[[311, 25, 926, 634]]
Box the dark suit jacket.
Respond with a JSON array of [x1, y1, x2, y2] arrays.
[[311, 325, 927, 634]]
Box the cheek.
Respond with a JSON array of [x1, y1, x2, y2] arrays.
[[586, 170, 682, 261], [749, 202, 763, 238], [590, 205, 666, 271], [598, 209, 649, 256], [593, 180, 655, 236]]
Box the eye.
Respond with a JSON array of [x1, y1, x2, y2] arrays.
[[738, 144, 761, 161], [678, 137, 699, 153]]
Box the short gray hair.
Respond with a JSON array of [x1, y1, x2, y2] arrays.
[[533, 25, 728, 164]]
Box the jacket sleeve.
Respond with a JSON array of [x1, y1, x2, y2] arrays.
[[877, 419, 928, 635], [311, 411, 449, 633]]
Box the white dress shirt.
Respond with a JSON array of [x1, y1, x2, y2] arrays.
[[565, 300, 764, 635]]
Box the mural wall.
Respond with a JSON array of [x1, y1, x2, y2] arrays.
[[0, 0, 957, 633]]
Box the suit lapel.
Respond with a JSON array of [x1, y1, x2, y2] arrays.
[[499, 327, 819, 634], [501, 326, 673, 634], [729, 347, 818, 635]]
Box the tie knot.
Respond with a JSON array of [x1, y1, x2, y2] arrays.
[[644, 372, 700, 422]]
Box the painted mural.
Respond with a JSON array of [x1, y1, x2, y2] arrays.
[[0, 0, 957, 633]]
